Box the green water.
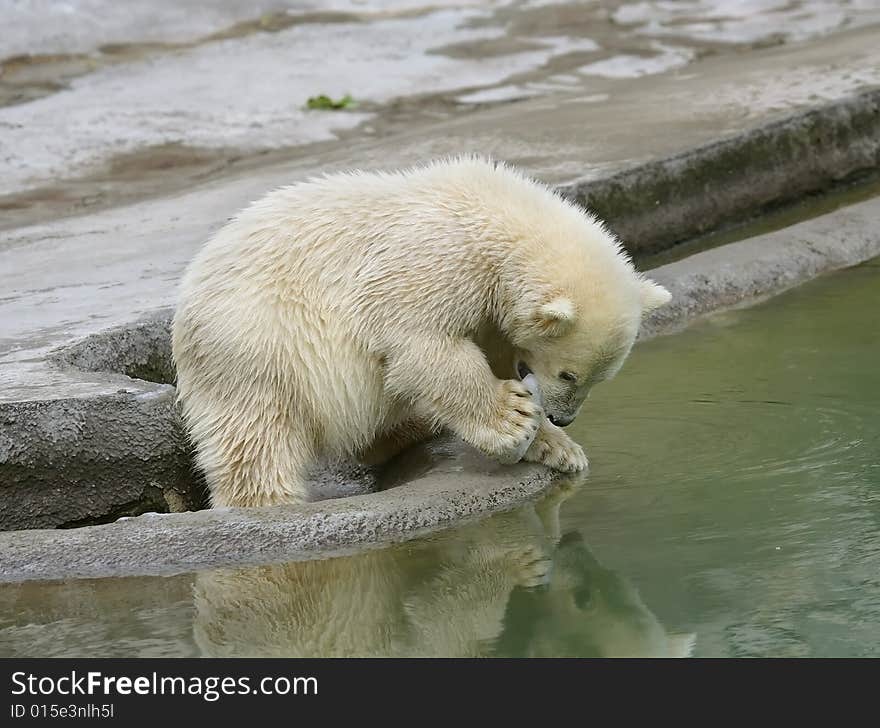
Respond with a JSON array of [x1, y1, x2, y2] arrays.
[[1, 259, 878, 657]]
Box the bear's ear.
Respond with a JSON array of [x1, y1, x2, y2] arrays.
[[533, 296, 576, 337], [640, 279, 671, 312]]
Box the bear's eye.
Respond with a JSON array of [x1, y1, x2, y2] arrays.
[[559, 371, 577, 383]]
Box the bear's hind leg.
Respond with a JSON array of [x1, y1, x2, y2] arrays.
[[190, 405, 317, 508]]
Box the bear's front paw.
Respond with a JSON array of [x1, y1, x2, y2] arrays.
[[524, 422, 589, 473], [508, 544, 553, 588], [474, 379, 543, 464]]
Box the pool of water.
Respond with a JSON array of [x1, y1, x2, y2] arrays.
[[2, 258, 878, 657]]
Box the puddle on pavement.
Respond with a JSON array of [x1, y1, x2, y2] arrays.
[[3, 257, 877, 657]]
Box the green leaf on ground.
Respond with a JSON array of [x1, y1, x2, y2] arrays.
[[306, 94, 355, 110]]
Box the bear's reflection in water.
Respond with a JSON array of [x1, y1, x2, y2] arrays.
[[194, 483, 695, 658]]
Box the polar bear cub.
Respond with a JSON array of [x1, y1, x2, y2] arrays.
[[172, 157, 670, 507]]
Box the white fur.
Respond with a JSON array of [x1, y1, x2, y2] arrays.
[[172, 157, 670, 507]]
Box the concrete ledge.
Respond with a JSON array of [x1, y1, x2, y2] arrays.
[[0, 439, 561, 582], [562, 87, 880, 255], [642, 194, 880, 339], [0, 387, 204, 529], [51, 313, 176, 385]]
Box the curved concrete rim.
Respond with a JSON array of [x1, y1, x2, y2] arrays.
[[2, 190, 879, 582], [0, 451, 563, 583]]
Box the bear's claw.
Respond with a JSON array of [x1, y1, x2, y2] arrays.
[[509, 544, 554, 588], [524, 421, 589, 473], [478, 379, 543, 464]]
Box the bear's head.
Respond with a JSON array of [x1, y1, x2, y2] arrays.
[[511, 275, 670, 428], [498, 530, 695, 657]]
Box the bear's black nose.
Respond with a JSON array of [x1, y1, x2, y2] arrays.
[[517, 361, 532, 380], [548, 413, 575, 427]]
